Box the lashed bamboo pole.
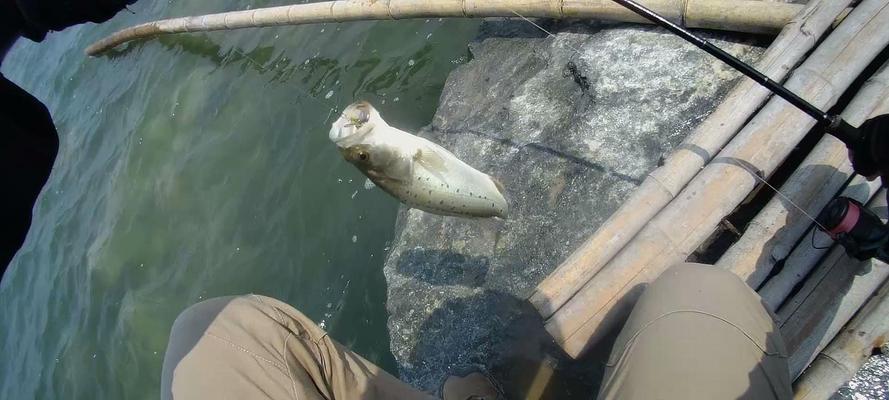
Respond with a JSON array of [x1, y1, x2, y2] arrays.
[[545, 0, 889, 358], [758, 175, 882, 311], [85, 0, 810, 56], [793, 280, 889, 399], [716, 60, 889, 289], [530, 0, 852, 319], [783, 251, 889, 379], [777, 190, 888, 379]]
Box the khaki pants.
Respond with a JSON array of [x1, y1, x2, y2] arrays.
[[162, 263, 792, 399], [598, 263, 792, 400], [160, 294, 434, 400]]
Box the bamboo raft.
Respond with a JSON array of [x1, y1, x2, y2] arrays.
[[530, 0, 889, 397], [90, 0, 889, 398]]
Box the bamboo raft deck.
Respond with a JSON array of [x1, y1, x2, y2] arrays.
[[532, 0, 889, 397]]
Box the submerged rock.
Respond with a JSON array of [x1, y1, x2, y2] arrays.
[[383, 19, 764, 394]]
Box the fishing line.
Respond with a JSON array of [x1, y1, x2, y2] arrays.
[[507, 10, 586, 56], [735, 163, 830, 233], [506, 8, 830, 233]]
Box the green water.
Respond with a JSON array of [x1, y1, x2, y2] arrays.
[[0, 1, 479, 398]]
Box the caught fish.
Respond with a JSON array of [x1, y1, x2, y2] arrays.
[[329, 101, 508, 218]]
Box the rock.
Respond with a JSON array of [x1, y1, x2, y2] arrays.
[[383, 19, 765, 395]]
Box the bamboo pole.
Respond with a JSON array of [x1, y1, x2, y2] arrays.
[[783, 250, 889, 379], [777, 190, 888, 379], [793, 279, 889, 399], [529, 0, 853, 319], [85, 0, 809, 56], [545, 0, 889, 358], [716, 60, 889, 289]]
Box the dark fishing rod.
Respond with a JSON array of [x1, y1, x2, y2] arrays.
[[611, 0, 861, 147]]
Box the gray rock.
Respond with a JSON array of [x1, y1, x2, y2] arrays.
[[383, 19, 765, 395]]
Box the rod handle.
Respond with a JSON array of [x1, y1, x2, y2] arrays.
[[827, 116, 861, 148]]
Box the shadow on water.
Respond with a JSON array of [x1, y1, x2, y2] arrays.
[[106, 34, 288, 70], [111, 33, 343, 87], [110, 32, 441, 109]]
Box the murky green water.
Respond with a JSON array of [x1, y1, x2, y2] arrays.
[[0, 1, 479, 398]]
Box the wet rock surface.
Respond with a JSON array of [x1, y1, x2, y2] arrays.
[[382, 19, 765, 395]]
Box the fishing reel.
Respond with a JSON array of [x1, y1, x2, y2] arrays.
[[816, 197, 889, 263], [816, 115, 889, 263]]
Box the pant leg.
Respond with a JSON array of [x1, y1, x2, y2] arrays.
[[161, 294, 435, 400], [597, 263, 792, 400]]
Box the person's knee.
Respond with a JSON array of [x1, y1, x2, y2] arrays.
[[655, 262, 748, 293], [661, 262, 723, 279], [168, 294, 294, 345], [169, 296, 241, 339], [634, 262, 770, 330], [163, 295, 297, 400], [164, 297, 272, 377]]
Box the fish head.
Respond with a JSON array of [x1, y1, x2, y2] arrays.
[[338, 143, 409, 184], [329, 101, 385, 145], [339, 144, 375, 168]]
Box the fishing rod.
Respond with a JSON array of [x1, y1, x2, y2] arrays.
[[610, 0, 862, 147], [612, 0, 889, 262]]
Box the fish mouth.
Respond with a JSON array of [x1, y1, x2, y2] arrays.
[[329, 102, 373, 144], [345, 108, 369, 127], [329, 121, 352, 144]]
